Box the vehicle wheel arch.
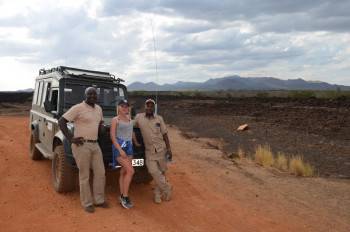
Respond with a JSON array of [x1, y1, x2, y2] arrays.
[[30, 121, 40, 142], [53, 137, 62, 151]]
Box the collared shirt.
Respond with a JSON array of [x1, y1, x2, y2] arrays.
[[134, 113, 168, 158], [62, 101, 103, 140]]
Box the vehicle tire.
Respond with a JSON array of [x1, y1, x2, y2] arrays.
[[52, 145, 77, 193], [133, 166, 153, 184], [29, 133, 43, 160]]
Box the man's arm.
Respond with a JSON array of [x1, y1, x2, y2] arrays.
[[132, 131, 141, 147], [98, 120, 105, 136], [163, 133, 172, 161], [133, 113, 139, 128], [159, 115, 172, 160], [98, 106, 105, 136], [58, 117, 84, 145]]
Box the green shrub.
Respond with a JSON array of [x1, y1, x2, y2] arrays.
[[288, 90, 316, 99]]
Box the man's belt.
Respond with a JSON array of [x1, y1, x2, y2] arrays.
[[83, 139, 98, 143]]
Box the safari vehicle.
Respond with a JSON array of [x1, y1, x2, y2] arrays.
[[29, 66, 151, 192]]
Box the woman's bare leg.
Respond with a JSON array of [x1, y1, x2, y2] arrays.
[[117, 156, 134, 196], [119, 167, 125, 195]]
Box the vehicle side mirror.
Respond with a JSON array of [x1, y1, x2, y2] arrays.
[[44, 100, 52, 112]]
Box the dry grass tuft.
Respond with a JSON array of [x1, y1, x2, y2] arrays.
[[254, 145, 274, 167], [289, 156, 314, 177], [237, 144, 315, 177], [274, 152, 288, 171]]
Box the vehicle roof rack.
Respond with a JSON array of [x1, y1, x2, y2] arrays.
[[39, 66, 124, 83]]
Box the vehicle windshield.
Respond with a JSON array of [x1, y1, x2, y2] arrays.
[[63, 82, 125, 115]]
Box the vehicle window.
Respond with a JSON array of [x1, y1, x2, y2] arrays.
[[40, 82, 48, 106], [64, 84, 85, 105], [63, 84, 125, 110], [117, 87, 125, 97], [102, 88, 115, 106], [113, 87, 125, 103], [36, 81, 43, 105], [45, 82, 51, 103], [51, 89, 58, 112], [32, 81, 39, 105]]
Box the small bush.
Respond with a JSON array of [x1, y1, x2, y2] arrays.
[[316, 90, 350, 100], [288, 90, 316, 99], [254, 145, 274, 167], [274, 152, 288, 171], [289, 156, 314, 177], [256, 92, 269, 98]]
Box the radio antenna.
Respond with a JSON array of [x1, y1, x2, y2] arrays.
[[150, 17, 159, 115]]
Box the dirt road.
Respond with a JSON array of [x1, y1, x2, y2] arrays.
[[0, 116, 349, 232]]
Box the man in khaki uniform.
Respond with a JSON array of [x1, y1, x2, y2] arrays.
[[58, 87, 108, 213], [134, 98, 173, 203]]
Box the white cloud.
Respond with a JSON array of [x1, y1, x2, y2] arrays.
[[0, 0, 349, 91], [0, 57, 38, 90]]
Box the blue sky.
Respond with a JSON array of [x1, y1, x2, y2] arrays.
[[0, 0, 349, 90]]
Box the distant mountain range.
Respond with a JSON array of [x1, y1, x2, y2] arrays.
[[16, 88, 34, 92], [128, 76, 350, 91], [0, 88, 34, 93]]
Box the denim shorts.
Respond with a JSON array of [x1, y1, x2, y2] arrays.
[[112, 138, 133, 158]]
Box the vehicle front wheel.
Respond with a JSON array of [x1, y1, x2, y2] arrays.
[[29, 133, 43, 160], [52, 145, 77, 193]]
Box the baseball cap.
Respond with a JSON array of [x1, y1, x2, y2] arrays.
[[145, 98, 156, 105], [118, 99, 129, 106]]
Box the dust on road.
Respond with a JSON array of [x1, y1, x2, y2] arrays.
[[0, 116, 349, 232]]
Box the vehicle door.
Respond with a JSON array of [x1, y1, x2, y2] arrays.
[[33, 80, 46, 146], [42, 82, 59, 152]]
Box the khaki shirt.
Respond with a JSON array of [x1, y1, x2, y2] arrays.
[[134, 113, 168, 159], [62, 101, 103, 140]]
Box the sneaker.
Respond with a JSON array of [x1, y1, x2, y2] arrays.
[[154, 193, 162, 204], [119, 195, 131, 209], [84, 205, 95, 213], [124, 196, 134, 208]]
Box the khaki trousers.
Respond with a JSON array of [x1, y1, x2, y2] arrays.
[[72, 143, 105, 207], [146, 150, 171, 195]]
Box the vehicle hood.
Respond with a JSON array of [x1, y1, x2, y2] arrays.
[[103, 117, 113, 126]]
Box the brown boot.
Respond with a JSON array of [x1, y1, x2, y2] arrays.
[[84, 205, 95, 213], [154, 192, 162, 204], [163, 186, 172, 201]]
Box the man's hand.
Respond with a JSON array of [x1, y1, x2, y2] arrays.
[[71, 137, 84, 146], [167, 149, 173, 161], [163, 133, 172, 161], [134, 141, 142, 147]]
